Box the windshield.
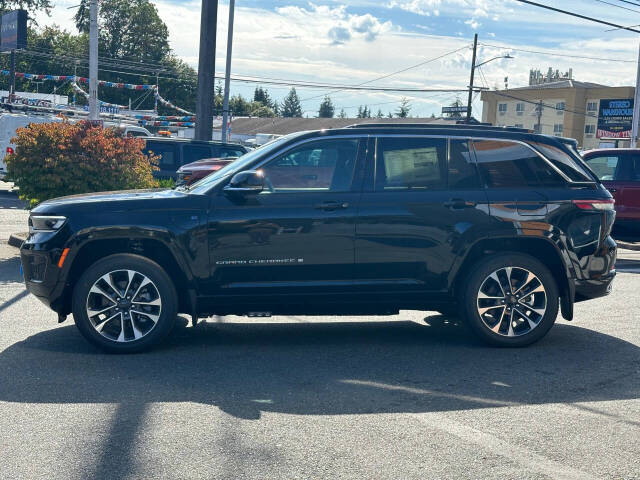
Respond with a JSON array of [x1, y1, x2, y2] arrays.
[[187, 133, 305, 193]]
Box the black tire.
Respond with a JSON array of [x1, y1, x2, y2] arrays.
[[460, 252, 559, 347], [72, 254, 177, 353]]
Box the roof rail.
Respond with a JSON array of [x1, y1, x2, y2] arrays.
[[345, 123, 532, 133]]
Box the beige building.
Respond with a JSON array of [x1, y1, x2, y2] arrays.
[[481, 80, 635, 149]]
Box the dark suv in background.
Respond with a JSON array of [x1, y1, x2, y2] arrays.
[[144, 138, 247, 179], [21, 124, 616, 352], [582, 148, 640, 230]]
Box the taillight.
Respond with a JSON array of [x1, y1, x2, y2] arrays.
[[572, 199, 615, 211], [6, 147, 14, 155]]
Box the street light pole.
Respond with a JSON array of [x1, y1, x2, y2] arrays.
[[631, 42, 640, 147], [221, 0, 235, 144], [466, 33, 478, 123]]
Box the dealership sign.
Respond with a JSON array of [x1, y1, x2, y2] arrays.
[[442, 106, 468, 114], [0, 10, 27, 50], [597, 99, 634, 139]]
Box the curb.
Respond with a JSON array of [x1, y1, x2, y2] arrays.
[[8, 232, 27, 248], [616, 240, 640, 251]]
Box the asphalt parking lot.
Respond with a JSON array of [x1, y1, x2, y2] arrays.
[[1, 185, 638, 480]]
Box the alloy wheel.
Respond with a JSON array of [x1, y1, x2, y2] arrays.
[[476, 266, 547, 337], [85, 269, 162, 343]]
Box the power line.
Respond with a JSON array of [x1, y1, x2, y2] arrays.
[[478, 42, 636, 63], [616, 0, 640, 7], [300, 44, 471, 102], [592, 0, 640, 14], [512, 0, 640, 32]]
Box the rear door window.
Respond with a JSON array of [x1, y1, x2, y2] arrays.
[[583, 154, 621, 181], [376, 137, 446, 190], [473, 140, 566, 188], [183, 145, 213, 165], [625, 153, 640, 181], [219, 146, 246, 158], [146, 141, 178, 171]]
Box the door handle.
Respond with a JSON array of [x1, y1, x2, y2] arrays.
[[444, 198, 477, 209], [314, 201, 349, 211]]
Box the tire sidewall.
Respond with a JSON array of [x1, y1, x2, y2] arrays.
[[72, 254, 177, 353], [461, 252, 559, 347]]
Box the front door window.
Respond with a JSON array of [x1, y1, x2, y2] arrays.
[[260, 139, 358, 193]]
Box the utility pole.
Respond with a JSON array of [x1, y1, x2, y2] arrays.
[[8, 49, 16, 102], [89, 0, 99, 121], [195, 0, 219, 141], [221, 0, 235, 143], [466, 33, 478, 123], [536, 100, 543, 134], [155, 71, 159, 114], [632, 42, 640, 147]]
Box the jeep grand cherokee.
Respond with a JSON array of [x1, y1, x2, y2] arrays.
[[21, 124, 616, 352]]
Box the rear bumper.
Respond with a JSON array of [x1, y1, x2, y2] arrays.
[[574, 272, 615, 302]]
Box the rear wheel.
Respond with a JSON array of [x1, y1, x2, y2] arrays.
[[460, 253, 559, 347], [72, 254, 177, 353]]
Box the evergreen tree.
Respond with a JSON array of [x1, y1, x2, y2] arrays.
[[376, 108, 384, 118], [338, 108, 347, 119], [357, 106, 363, 118], [395, 97, 411, 118], [318, 95, 335, 118], [253, 86, 273, 108], [281, 88, 303, 117]]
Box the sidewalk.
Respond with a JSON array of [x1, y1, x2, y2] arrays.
[[0, 182, 27, 244]]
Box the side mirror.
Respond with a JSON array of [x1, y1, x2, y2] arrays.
[[224, 170, 264, 194]]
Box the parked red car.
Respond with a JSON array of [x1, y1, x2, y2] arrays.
[[582, 149, 640, 228], [176, 157, 238, 186]]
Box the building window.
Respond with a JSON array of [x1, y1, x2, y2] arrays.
[[556, 102, 565, 114], [516, 103, 525, 116], [586, 101, 598, 112], [585, 124, 596, 134], [554, 124, 564, 135], [498, 103, 507, 115]]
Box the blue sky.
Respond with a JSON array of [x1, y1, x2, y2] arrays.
[[40, 0, 640, 117]]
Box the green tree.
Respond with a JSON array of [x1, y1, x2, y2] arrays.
[[338, 108, 347, 118], [249, 101, 275, 117], [75, 0, 169, 62], [0, 0, 51, 16], [253, 86, 274, 109], [281, 87, 302, 117], [395, 97, 411, 118], [318, 95, 334, 118], [375, 108, 384, 118]]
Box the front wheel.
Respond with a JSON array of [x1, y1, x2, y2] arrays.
[[72, 254, 178, 353], [460, 253, 559, 347]]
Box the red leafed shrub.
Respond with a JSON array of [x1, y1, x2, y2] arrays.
[[6, 121, 158, 207]]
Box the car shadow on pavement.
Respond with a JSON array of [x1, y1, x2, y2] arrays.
[[1, 317, 638, 419], [1, 317, 638, 479]]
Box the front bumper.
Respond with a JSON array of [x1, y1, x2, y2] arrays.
[[20, 241, 69, 314]]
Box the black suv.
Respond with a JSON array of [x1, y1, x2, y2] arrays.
[[21, 124, 616, 352], [144, 138, 248, 179]]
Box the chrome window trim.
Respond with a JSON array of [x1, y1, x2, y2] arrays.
[[210, 132, 579, 193]]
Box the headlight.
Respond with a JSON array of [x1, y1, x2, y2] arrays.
[[29, 215, 67, 233]]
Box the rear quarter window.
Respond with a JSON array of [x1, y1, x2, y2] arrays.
[[530, 142, 593, 182], [473, 140, 566, 188]]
